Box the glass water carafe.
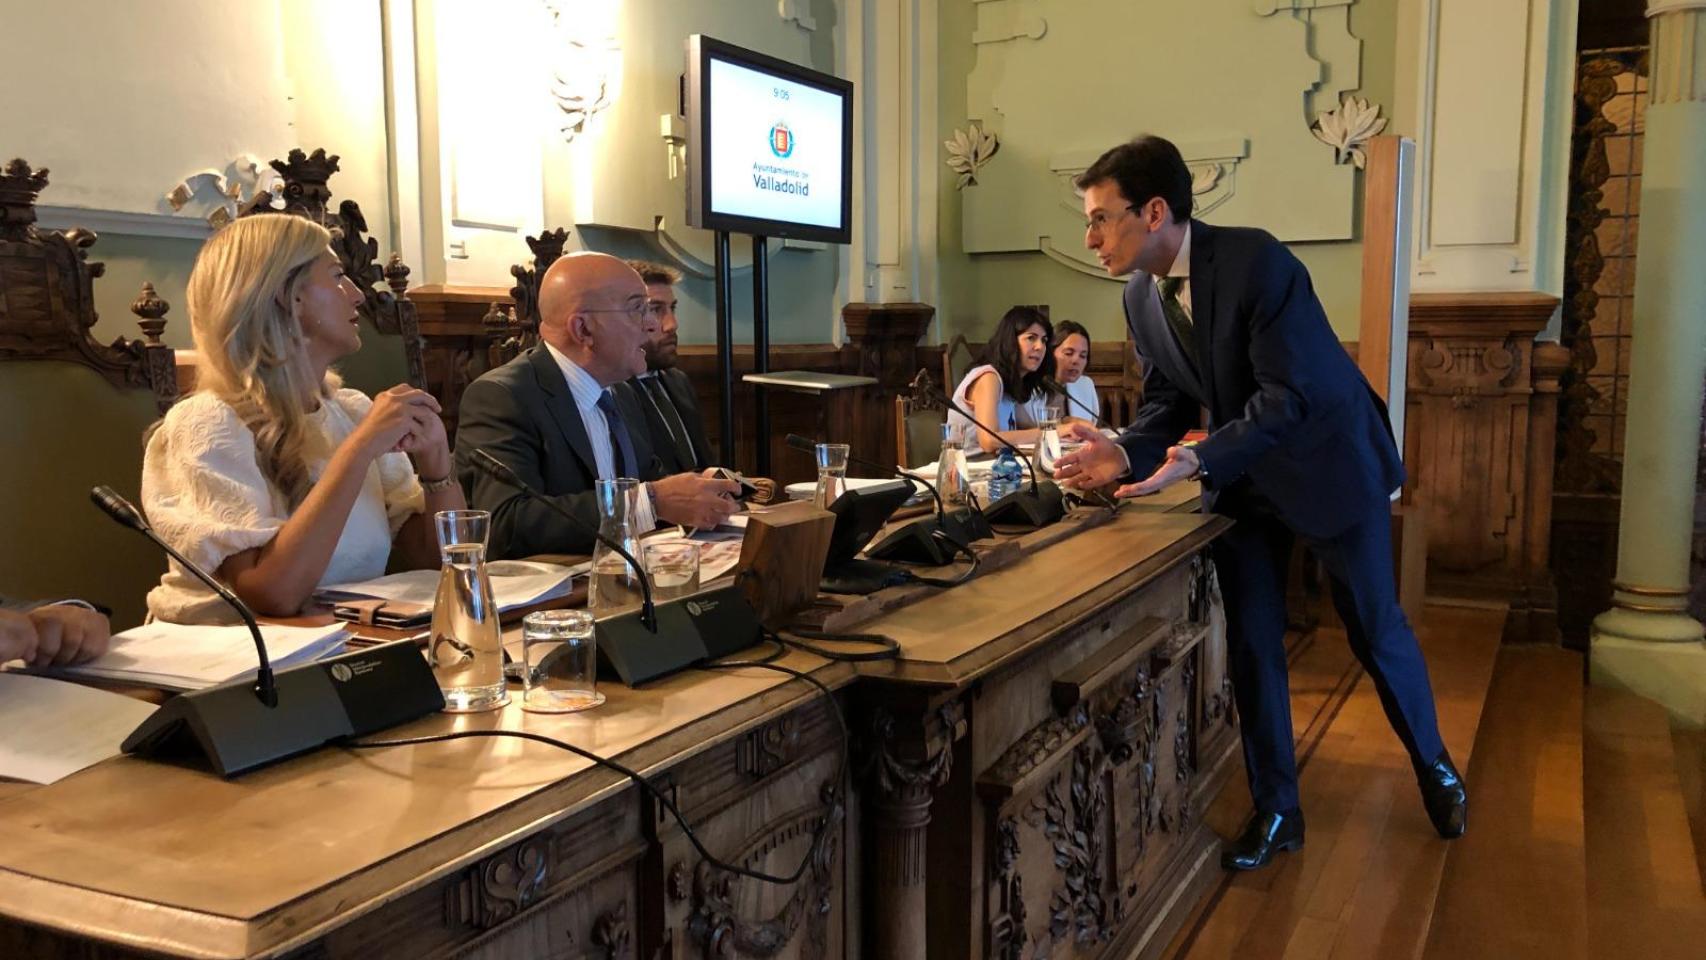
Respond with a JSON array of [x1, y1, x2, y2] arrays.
[[589, 478, 645, 615], [1035, 417, 1063, 477], [934, 422, 969, 508], [429, 510, 508, 712]]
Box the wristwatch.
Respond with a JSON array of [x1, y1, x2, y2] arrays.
[[420, 473, 457, 494]]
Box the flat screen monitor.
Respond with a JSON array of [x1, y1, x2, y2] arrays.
[[684, 35, 853, 244]]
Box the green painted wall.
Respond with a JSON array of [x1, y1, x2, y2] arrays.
[[936, 0, 1400, 345]]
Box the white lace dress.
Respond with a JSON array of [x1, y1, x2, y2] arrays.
[[141, 389, 426, 624]]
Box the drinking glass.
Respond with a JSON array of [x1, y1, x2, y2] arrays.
[[519, 610, 602, 713], [643, 540, 701, 601], [814, 443, 850, 509]]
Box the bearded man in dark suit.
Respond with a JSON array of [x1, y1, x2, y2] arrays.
[[1054, 135, 1467, 871]]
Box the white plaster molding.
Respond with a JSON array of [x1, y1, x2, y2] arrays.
[[1648, 0, 1706, 16], [945, 123, 1000, 189], [543, 0, 621, 144], [971, 0, 1046, 45], [779, 0, 816, 31], [33, 205, 213, 241], [1310, 95, 1388, 168], [163, 154, 285, 228], [659, 113, 687, 181]]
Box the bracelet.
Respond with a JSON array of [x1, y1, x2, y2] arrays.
[[420, 473, 458, 494]]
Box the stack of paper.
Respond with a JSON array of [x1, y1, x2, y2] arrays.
[[47, 621, 350, 691], [316, 560, 582, 627], [0, 673, 157, 783]]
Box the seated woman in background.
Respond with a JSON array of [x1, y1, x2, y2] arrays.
[[948, 306, 1058, 455], [1052, 320, 1100, 424], [142, 213, 466, 623]]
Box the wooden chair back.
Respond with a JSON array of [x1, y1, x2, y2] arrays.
[[0, 159, 181, 627]]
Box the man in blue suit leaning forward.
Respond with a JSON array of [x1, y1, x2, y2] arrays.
[[1054, 135, 1467, 871]]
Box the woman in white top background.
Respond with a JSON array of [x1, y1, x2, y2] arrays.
[[142, 214, 466, 623], [1052, 320, 1101, 424], [947, 306, 1059, 455]]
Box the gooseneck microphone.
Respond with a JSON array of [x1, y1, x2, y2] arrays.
[[940, 392, 1067, 528], [1044, 377, 1109, 429], [88, 485, 444, 777], [471, 449, 656, 633], [91, 485, 277, 707], [472, 449, 761, 685]]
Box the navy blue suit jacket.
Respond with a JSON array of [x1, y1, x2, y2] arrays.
[[455, 346, 664, 559], [1116, 221, 1403, 540]]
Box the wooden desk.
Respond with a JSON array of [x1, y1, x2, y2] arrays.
[[0, 497, 1232, 960]]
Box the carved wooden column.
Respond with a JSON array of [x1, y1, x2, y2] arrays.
[[840, 302, 934, 473], [1404, 292, 1564, 642], [859, 695, 965, 960]]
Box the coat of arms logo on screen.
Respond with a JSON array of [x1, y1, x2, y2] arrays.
[[769, 122, 795, 158]]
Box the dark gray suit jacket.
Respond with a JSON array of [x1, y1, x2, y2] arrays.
[[1118, 221, 1403, 540], [628, 367, 714, 474], [455, 347, 663, 559]]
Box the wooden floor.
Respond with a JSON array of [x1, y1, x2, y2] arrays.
[[1163, 603, 1505, 960], [1160, 603, 1706, 960]]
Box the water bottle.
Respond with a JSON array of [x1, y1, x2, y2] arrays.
[[988, 447, 1023, 500], [430, 510, 508, 712]]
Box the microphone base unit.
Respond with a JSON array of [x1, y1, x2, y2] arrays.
[[863, 506, 989, 565], [121, 640, 444, 778], [983, 481, 1067, 528], [594, 584, 763, 685]]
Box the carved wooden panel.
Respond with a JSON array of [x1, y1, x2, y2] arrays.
[[1405, 293, 1566, 641], [303, 787, 645, 959], [977, 621, 1218, 959], [653, 696, 848, 960], [0, 159, 178, 413]]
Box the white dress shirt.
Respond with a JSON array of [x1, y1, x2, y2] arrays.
[[544, 340, 618, 481], [1151, 221, 1193, 320]]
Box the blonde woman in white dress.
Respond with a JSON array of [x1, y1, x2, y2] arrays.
[[142, 213, 466, 623]]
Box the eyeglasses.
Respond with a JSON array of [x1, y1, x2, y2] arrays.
[[579, 297, 656, 325], [1083, 205, 1134, 235]]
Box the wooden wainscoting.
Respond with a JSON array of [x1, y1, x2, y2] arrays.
[[1404, 292, 1569, 643]]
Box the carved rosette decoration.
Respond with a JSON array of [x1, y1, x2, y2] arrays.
[[945, 123, 1001, 189], [0, 159, 178, 412], [1310, 95, 1388, 169], [444, 836, 551, 930], [688, 781, 843, 957]]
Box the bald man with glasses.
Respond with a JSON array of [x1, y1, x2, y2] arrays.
[[455, 252, 740, 559]]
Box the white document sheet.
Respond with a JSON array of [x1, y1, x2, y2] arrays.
[[47, 622, 349, 691], [0, 673, 157, 783], [317, 560, 582, 612]]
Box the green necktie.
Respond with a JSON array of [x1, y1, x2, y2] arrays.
[[1158, 275, 1198, 370]]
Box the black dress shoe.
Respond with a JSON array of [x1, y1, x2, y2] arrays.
[[1221, 809, 1305, 871], [1417, 751, 1468, 839]]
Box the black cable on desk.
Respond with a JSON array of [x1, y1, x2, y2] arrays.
[[347, 652, 845, 888]]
